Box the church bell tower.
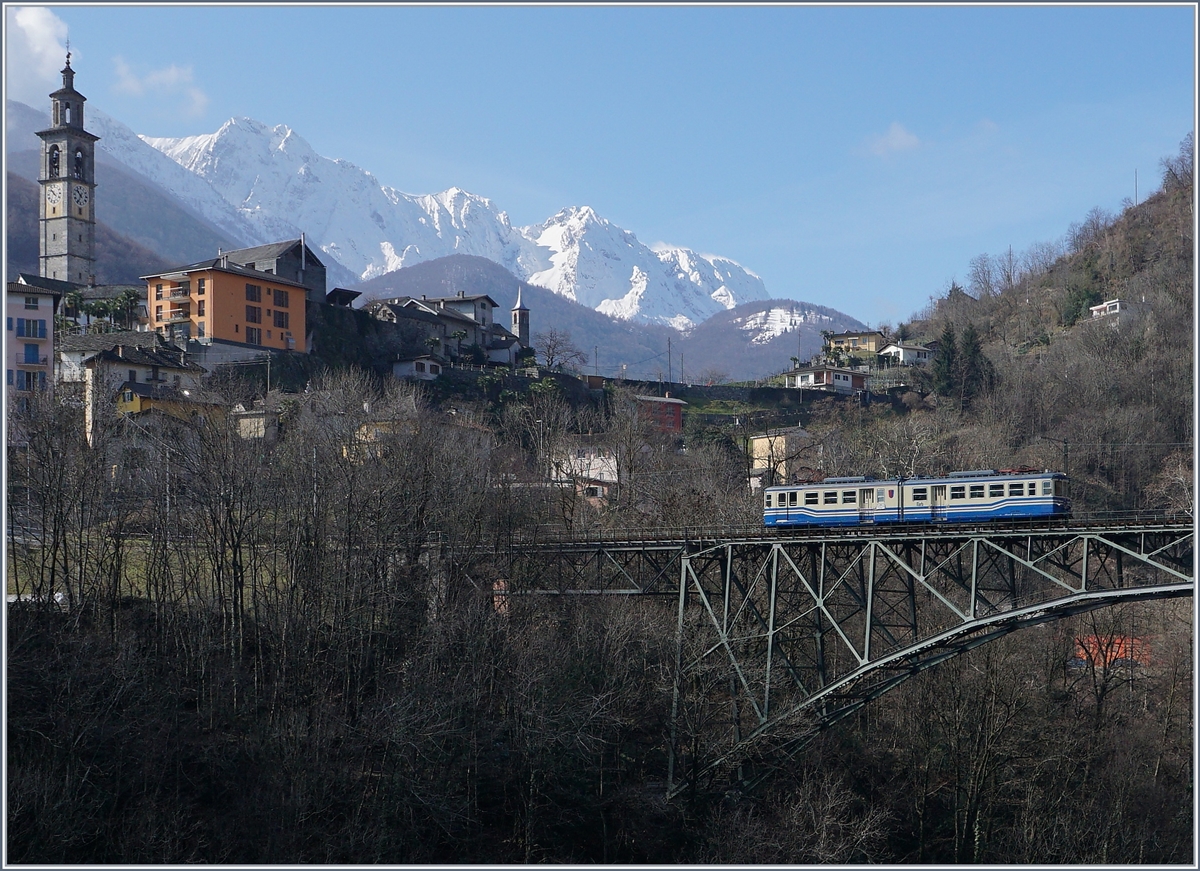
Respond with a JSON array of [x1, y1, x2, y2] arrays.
[[511, 285, 530, 347], [37, 52, 99, 284]]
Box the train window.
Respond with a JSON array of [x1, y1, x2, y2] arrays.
[[1042, 481, 1052, 495], [1055, 479, 1068, 497], [765, 493, 772, 508], [989, 484, 1004, 497], [950, 485, 966, 499], [788, 491, 798, 507], [823, 491, 837, 504], [911, 488, 927, 502], [970, 485, 985, 499], [842, 491, 856, 503], [805, 492, 819, 505], [1009, 483, 1024, 496]]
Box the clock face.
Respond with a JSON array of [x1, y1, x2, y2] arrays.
[[46, 185, 62, 206], [72, 185, 89, 206]]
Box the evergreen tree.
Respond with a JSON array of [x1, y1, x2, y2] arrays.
[[956, 322, 994, 406], [931, 322, 957, 396]]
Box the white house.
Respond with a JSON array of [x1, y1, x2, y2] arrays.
[[392, 355, 443, 381], [878, 342, 935, 366]]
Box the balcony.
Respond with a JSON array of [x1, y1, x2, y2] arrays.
[[165, 309, 191, 324], [14, 354, 49, 367], [169, 288, 191, 299]]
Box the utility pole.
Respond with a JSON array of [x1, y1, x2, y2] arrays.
[[594, 346, 598, 377], [667, 337, 673, 385]]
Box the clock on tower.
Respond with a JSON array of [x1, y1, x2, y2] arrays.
[[36, 53, 99, 284]]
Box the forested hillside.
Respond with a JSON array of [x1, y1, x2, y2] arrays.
[[805, 134, 1193, 515]]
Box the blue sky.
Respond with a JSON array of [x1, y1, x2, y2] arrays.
[[6, 4, 1195, 325]]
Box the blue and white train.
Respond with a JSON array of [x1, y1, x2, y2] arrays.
[[763, 469, 1070, 527]]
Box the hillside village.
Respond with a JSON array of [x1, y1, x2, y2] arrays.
[[9, 57, 957, 499]]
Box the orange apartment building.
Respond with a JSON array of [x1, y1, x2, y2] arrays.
[[141, 258, 306, 352]]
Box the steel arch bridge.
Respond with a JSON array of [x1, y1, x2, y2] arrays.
[[471, 517, 1193, 798]]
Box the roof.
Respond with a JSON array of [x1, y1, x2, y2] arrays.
[[829, 329, 886, 339], [140, 258, 308, 289], [513, 286, 529, 311], [220, 239, 325, 269], [326, 287, 361, 306], [13, 275, 72, 299], [880, 342, 932, 352], [635, 394, 688, 406], [418, 293, 500, 307], [119, 382, 224, 405], [365, 301, 445, 327], [59, 330, 178, 353], [89, 345, 205, 372]]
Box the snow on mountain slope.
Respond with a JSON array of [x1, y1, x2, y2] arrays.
[[144, 119, 541, 288], [520, 206, 767, 330], [735, 302, 843, 345], [84, 106, 266, 248], [139, 116, 767, 327]]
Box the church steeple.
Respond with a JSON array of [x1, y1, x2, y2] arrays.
[[38, 50, 100, 284], [511, 285, 530, 347]]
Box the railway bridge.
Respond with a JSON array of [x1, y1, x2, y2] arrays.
[[460, 516, 1193, 798]]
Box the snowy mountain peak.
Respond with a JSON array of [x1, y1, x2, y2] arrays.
[[127, 110, 769, 328]]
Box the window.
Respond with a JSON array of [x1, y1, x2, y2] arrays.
[[197, 300, 206, 316], [765, 494, 773, 508], [48, 146, 60, 178], [6, 318, 11, 331], [246, 283, 262, 302], [155, 284, 163, 300], [197, 278, 206, 295], [1009, 483, 1025, 497], [128, 370, 137, 383], [23, 344, 40, 364], [246, 305, 262, 324], [246, 327, 261, 345], [155, 306, 163, 322], [415, 361, 426, 372], [788, 491, 798, 507], [989, 484, 1004, 497], [273, 288, 289, 308], [197, 321, 205, 338], [273, 311, 289, 329], [911, 488, 928, 502], [24, 297, 38, 309], [805, 491, 819, 505], [970, 485, 985, 499], [950, 485, 966, 500], [823, 491, 837, 505], [842, 491, 857, 504], [122, 390, 134, 403], [1042, 481, 1052, 495], [6, 370, 11, 385], [15, 319, 47, 338]]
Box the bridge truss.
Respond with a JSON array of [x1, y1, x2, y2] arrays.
[[482, 519, 1193, 798]]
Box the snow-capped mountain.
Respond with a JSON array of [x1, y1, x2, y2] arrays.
[[137, 116, 767, 328], [521, 206, 766, 331]]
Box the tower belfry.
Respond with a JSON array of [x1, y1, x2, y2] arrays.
[[511, 285, 530, 347], [37, 52, 99, 284]]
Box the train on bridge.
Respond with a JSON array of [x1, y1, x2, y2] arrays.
[[764, 468, 1070, 527]]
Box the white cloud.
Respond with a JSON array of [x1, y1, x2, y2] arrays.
[[4, 6, 69, 106], [113, 55, 209, 117], [866, 122, 920, 157]]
